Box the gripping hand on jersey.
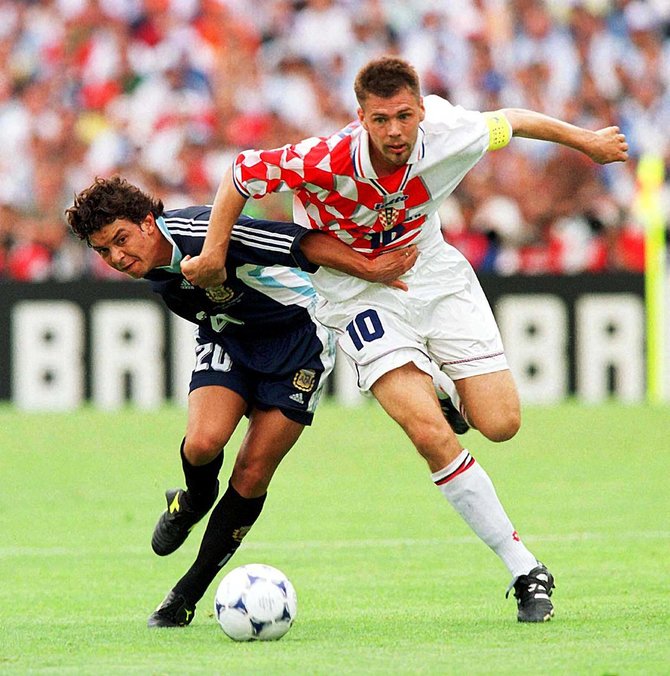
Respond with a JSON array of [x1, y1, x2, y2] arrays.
[[300, 233, 418, 291], [180, 169, 247, 287], [364, 245, 419, 290], [181, 252, 227, 287]]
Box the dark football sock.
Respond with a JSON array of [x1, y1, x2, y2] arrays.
[[180, 438, 223, 509], [173, 482, 266, 605]]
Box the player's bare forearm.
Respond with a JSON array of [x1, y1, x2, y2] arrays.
[[500, 108, 629, 164], [180, 169, 247, 287], [300, 233, 418, 291]]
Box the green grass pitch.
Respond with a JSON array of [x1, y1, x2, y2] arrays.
[[1, 401, 668, 674]]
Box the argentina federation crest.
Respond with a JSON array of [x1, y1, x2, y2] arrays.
[[205, 285, 235, 304], [292, 368, 316, 392], [374, 191, 408, 231]]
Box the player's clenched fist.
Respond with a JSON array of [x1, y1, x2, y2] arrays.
[[180, 252, 227, 287], [588, 126, 628, 165]]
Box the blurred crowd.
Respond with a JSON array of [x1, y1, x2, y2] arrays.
[[1, 0, 669, 280]]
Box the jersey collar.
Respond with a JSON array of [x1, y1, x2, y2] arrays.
[[155, 215, 183, 273], [353, 124, 426, 179]]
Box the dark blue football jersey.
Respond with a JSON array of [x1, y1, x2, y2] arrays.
[[144, 207, 319, 343]]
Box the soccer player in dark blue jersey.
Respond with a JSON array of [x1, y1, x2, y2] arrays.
[[66, 176, 417, 627]]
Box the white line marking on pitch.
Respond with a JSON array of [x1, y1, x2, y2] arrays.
[[1, 531, 668, 558]]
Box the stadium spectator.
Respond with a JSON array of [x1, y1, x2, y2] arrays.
[[1, 0, 668, 279]]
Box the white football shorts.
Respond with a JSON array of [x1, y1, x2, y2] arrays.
[[315, 252, 508, 392]]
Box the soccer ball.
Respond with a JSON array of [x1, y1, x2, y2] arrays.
[[214, 563, 297, 641]]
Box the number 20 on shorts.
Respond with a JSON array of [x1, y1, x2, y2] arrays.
[[345, 309, 385, 351]]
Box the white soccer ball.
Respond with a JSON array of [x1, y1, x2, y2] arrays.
[[214, 563, 297, 641]]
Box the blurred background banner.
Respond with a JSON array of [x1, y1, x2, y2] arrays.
[[1, 273, 654, 410], [0, 0, 668, 405]]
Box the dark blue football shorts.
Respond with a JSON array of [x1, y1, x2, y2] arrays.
[[189, 321, 335, 425]]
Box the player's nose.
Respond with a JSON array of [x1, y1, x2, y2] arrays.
[[388, 120, 402, 136], [109, 247, 125, 266]]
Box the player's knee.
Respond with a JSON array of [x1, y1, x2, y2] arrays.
[[405, 417, 452, 458], [476, 409, 521, 442], [230, 459, 272, 496], [183, 433, 224, 466]]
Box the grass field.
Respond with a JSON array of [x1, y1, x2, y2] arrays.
[[1, 400, 669, 674]]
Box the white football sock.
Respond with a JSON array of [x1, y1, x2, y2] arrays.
[[432, 449, 538, 579]]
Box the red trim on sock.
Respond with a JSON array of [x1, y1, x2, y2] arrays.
[[434, 455, 475, 486]]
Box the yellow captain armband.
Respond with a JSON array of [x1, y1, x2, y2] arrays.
[[483, 111, 512, 151]]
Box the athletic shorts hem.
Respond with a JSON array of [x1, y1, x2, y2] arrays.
[[253, 401, 314, 426]]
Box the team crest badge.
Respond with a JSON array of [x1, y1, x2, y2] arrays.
[[293, 368, 316, 392], [205, 285, 235, 304], [374, 191, 408, 231], [379, 205, 399, 231]]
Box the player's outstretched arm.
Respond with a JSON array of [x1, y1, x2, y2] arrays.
[[180, 168, 246, 287], [300, 233, 418, 291], [499, 108, 629, 164]]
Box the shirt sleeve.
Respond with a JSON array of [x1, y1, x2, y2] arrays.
[[423, 95, 490, 160], [232, 137, 324, 199], [228, 217, 318, 273]]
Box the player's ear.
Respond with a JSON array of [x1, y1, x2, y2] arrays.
[[141, 212, 156, 233], [418, 96, 425, 122], [357, 106, 367, 129]]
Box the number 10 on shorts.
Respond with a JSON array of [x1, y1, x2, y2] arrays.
[[345, 309, 385, 351]]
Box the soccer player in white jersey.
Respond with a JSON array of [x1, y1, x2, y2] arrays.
[[181, 56, 629, 622]]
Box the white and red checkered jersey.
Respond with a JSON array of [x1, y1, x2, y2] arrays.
[[233, 95, 492, 302]]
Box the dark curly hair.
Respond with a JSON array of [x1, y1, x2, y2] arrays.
[[354, 56, 421, 105], [65, 176, 164, 243]]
